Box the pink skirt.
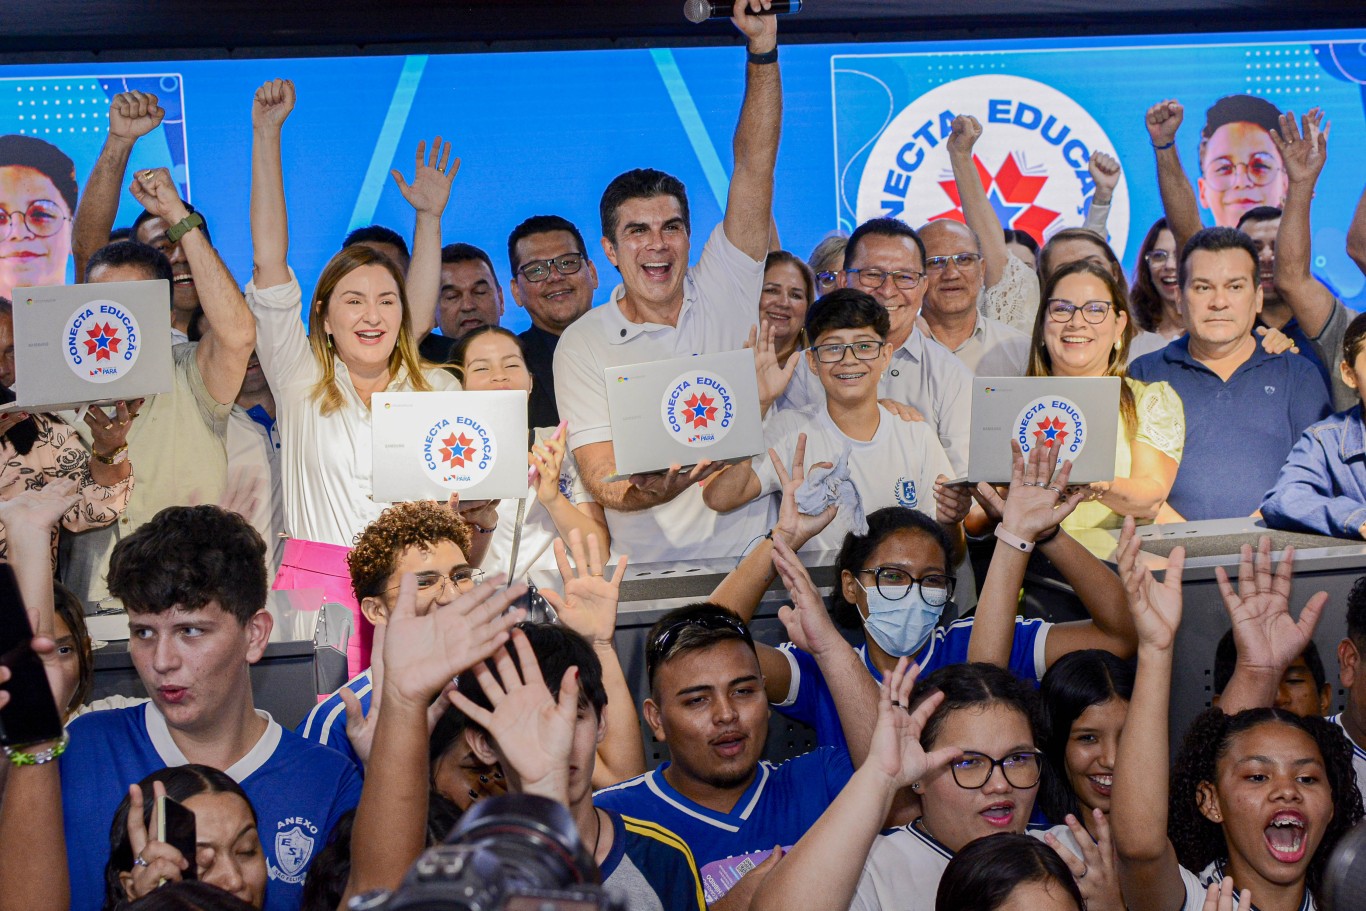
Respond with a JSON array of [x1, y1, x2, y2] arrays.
[[272, 538, 372, 676]]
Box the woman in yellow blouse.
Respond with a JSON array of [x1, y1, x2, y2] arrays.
[[1026, 259, 1184, 531]]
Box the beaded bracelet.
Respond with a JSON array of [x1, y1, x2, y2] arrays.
[[4, 730, 70, 767]]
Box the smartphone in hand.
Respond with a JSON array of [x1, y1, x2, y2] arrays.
[[155, 794, 198, 881], [0, 564, 64, 748]]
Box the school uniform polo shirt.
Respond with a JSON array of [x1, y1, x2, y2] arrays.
[[777, 328, 972, 476], [1128, 336, 1331, 521], [552, 224, 771, 564]]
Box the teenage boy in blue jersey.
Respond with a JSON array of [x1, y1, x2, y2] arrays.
[[57, 505, 362, 911], [594, 604, 859, 907]]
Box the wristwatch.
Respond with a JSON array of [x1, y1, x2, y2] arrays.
[[94, 444, 130, 465], [165, 212, 205, 245]]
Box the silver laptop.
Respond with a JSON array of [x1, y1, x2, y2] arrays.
[[605, 349, 764, 478], [371, 390, 529, 502], [963, 376, 1121, 484], [4, 280, 174, 413]]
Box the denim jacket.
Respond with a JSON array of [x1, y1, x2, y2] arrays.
[[1262, 405, 1366, 538]]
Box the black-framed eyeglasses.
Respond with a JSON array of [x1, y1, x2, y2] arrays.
[[815, 270, 839, 291], [924, 252, 983, 273], [948, 749, 1044, 789], [809, 341, 886, 364], [1046, 299, 1114, 324], [387, 565, 486, 595], [517, 253, 587, 283], [856, 567, 955, 607], [646, 612, 752, 678], [0, 199, 68, 238], [846, 267, 925, 291], [1143, 250, 1173, 266]]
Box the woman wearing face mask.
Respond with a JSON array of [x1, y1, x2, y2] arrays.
[[1037, 650, 1134, 838], [752, 661, 1123, 911], [105, 766, 267, 909]]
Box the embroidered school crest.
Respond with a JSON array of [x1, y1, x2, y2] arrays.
[[895, 478, 918, 508], [269, 819, 318, 884]]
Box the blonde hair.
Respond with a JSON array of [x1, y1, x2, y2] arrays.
[[307, 245, 433, 413], [1027, 259, 1138, 439]]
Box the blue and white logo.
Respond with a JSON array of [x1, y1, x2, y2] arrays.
[[270, 818, 318, 884], [1014, 395, 1088, 459], [661, 370, 736, 448], [420, 414, 496, 491], [895, 478, 918, 508], [854, 74, 1129, 257], [63, 299, 141, 383]]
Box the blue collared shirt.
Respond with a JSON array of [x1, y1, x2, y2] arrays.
[[1129, 336, 1331, 520], [1262, 405, 1366, 538]]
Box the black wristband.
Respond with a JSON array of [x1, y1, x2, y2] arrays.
[[1035, 525, 1062, 545], [747, 47, 779, 65]]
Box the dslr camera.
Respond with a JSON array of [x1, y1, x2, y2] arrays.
[[349, 794, 626, 911]]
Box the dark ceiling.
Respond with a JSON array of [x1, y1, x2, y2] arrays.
[[2, 0, 1363, 61]]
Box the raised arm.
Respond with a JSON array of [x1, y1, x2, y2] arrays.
[[342, 576, 523, 902], [249, 79, 294, 290], [391, 139, 457, 338], [72, 91, 164, 280], [130, 168, 254, 405], [543, 531, 646, 789], [1270, 109, 1337, 339], [945, 115, 1011, 289], [1111, 518, 1188, 911], [721, 1, 782, 261], [1146, 100, 1204, 255], [751, 661, 957, 911], [772, 537, 880, 768], [1081, 152, 1121, 238], [1214, 539, 1327, 714], [1349, 182, 1366, 278]]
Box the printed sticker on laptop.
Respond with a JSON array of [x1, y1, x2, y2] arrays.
[[421, 415, 496, 490], [661, 370, 735, 447], [64, 300, 141, 383], [1014, 396, 1087, 459]]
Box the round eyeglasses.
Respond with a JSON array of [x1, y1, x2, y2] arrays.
[[1205, 153, 1281, 191], [387, 565, 486, 595], [1046, 299, 1114, 324], [0, 200, 69, 238], [948, 750, 1044, 790], [815, 270, 840, 292], [517, 253, 587, 283], [924, 253, 983, 272], [856, 567, 954, 607]]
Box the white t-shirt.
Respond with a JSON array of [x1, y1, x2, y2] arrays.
[[850, 821, 1061, 911], [245, 270, 461, 547], [1177, 861, 1314, 911], [925, 312, 1032, 377], [553, 224, 771, 564], [1328, 712, 1366, 797], [754, 403, 953, 553], [778, 329, 972, 476], [483, 425, 594, 581]]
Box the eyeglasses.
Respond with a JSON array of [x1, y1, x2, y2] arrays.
[[0, 200, 68, 238], [1205, 153, 1281, 190], [386, 565, 486, 595], [517, 253, 587, 283], [948, 750, 1044, 790], [815, 270, 839, 292], [1046, 299, 1114, 324], [924, 253, 983, 273], [857, 567, 955, 607], [809, 341, 886, 363], [646, 612, 752, 678], [846, 267, 925, 291], [1144, 250, 1173, 266]]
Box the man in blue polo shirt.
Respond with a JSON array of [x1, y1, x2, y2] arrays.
[[594, 604, 855, 907], [1129, 226, 1330, 520], [59, 506, 361, 911]]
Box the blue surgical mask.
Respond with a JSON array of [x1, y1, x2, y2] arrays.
[[859, 580, 943, 658]]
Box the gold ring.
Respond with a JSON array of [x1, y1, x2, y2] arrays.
[[104, 423, 114, 431], [590, 571, 604, 577]]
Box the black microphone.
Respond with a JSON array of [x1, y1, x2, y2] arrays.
[[684, 0, 802, 23]]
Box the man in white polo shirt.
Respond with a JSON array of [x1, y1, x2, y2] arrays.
[[553, 2, 781, 564]]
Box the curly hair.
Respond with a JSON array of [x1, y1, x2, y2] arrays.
[[1170, 708, 1364, 898], [347, 500, 473, 601]]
